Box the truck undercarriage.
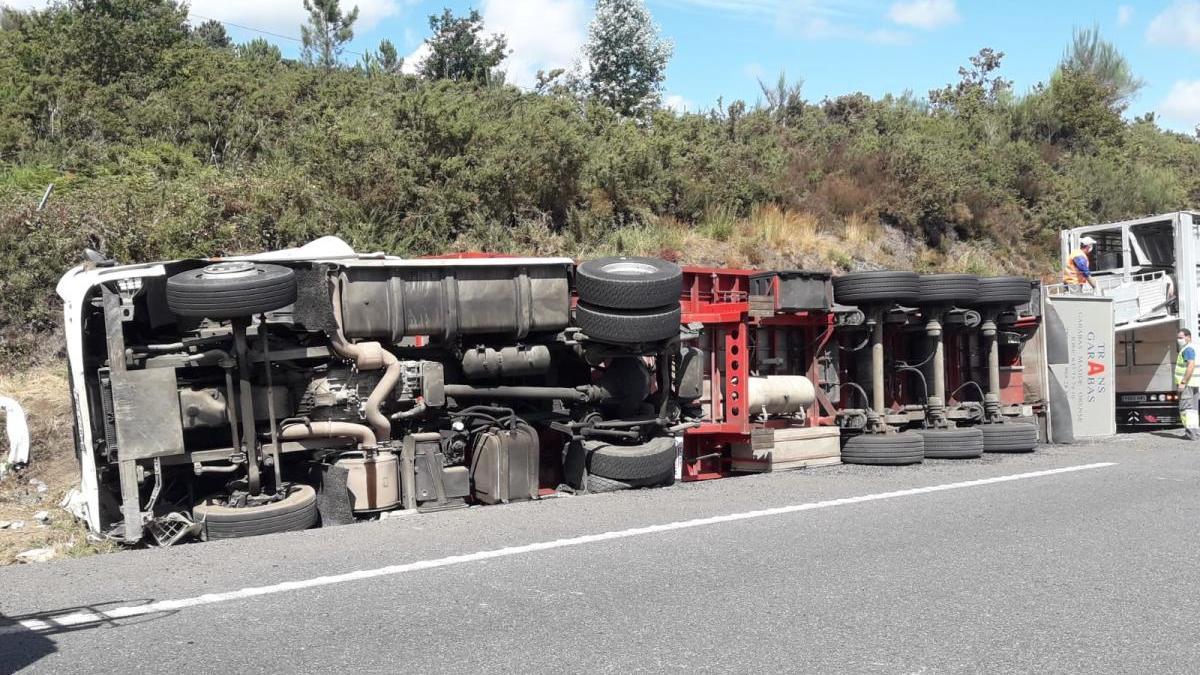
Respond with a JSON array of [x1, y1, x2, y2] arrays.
[[61, 242, 696, 544], [58, 239, 1050, 546]]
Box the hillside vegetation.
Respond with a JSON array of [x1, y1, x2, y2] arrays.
[[1, 0, 1198, 361]]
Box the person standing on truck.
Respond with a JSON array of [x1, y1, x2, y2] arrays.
[[1176, 329, 1199, 441], [1062, 236, 1098, 291]]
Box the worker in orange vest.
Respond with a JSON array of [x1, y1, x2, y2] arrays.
[[1062, 236, 1098, 291]]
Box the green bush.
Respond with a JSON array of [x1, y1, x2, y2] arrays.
[[0, 0, 1197, 349]]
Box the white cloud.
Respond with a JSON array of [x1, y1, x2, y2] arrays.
[[402, 1, 588, 87], [1160, 80, 1200, 127], [664, 94, 696, 112], [0, 0, 408, 36], [1117, 5, 1134, 26], [400, 42, 431, 75], [481, 0, 588, 88], [887, 0, 960, 30], [774, 11, 911, 45], [1147, 1, 1200, 50], [0, 0, 47, 10], [188, 0, 406, 35]]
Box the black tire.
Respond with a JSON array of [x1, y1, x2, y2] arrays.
[[841, 431, 924, 465], [833, 271, 921, 306], [975, 276, 1032, 307], [584, 436, 677, 482], [575, 302, 681, 344], [918, 426, 984, 459], [586, 469, 676, 493], [918, 274, 980, 305], [576, 257, 683, 310], [167, 262, 297, 319], [193, 484, 318, 540], [981, 422, 1039, 453]]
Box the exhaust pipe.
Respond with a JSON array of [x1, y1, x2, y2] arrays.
[[329, 279, 400, 442]]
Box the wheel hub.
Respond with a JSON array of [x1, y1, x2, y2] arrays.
[[201, 261, 258, 278], [600, 261, 658, 276]]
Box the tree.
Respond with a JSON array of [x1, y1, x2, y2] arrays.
[[583, 0, 673, 117], [359, 38, 402, 76], [418, 9, 507, 84], [1060, 26, 1143, 110], [929, 47, 1011, 114], [377, 39, 400, 73], [1047, 66, 1125, 148], [59, 0, 190, 85], [238, 37, 282, 63], [301, 0, 358, 69], [193, 19, 231, 49], [758, 72, 805, 126]]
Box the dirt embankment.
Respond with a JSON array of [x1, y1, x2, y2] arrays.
[[0, 365, 115, 564]]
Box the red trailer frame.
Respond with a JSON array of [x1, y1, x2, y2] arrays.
[[679, 267, 838, 481]]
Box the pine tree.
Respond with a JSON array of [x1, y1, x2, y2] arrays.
[[193, 19, 231, 49], [301, 0, 358, 69], [1060, 26, 1143, 110], [377, 39, 400, 73], [584, 0, 673, 117]]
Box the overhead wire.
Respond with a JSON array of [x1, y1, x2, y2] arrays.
[[189, 12, 367, 59]]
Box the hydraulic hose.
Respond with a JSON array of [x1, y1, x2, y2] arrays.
[[280, 420, 377, 449]]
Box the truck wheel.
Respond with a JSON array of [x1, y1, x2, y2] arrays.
[[576, 257, 683, 310], [167, 262, 297, 319], [841, 431, 924, 465], [584, 437, 677, 482], [918, 274, 980, 305], [833, 271, 921, 306], [975, 277, 1032, 307], [575, 302, 681, 344], [918, 426, 984, 459], [586, 469, 676, 494], [193, 484, 318, 540], [981, 422, 1038, 453]]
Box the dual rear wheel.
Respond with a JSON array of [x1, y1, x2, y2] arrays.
[[574, 257, 682, 344]]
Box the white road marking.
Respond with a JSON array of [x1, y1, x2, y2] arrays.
[[10, 462, 1115, 634]]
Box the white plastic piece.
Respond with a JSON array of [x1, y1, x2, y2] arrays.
[[0, 396, 30, 470], [16, 547, 56, 564], [60, 488, 89, 522]]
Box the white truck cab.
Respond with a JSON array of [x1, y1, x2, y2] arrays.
[[1054, 212, 1199, 428]]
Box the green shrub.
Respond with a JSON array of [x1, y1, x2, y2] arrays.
[[0, 0, 1196, 345]]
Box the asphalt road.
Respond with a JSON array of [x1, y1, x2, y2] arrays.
[[2, 432, 1199, 674]]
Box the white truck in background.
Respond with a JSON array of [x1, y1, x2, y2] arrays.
[[1054, 211, 1199, 429]]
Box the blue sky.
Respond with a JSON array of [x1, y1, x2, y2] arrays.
[[6, 0, 1199, 132]]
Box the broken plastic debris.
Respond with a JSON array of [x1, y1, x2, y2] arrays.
[[33, 510, 50, 524], [29, 478, 48, 493], [1, 396, 30, 469], [60, 487, 88, 521], [16, 547, 56, 564]]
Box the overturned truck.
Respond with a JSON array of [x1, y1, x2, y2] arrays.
[[58, 239, 697, 544]]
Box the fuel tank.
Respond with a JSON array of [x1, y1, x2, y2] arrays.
[[337, 259, 572, 342]]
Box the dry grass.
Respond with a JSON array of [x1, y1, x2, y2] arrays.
[[442, 205, 1047, 279], [0, 365, 115, 564]]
